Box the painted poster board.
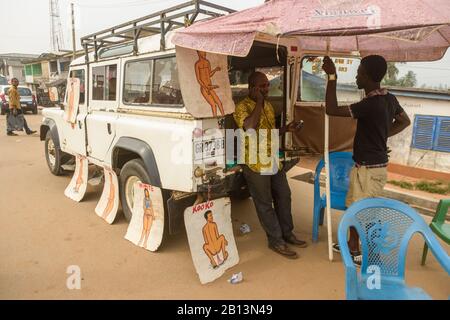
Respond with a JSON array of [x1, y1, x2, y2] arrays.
[[176, 46, 234, 118], [125, 182, 165, 252], [95, 166, 119, 224], [184, 198, 239, 284], [64, 77, 80, 124], [64, 154, 88, 202]]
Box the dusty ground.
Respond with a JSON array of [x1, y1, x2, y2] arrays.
[[0, 112, 449, 300]]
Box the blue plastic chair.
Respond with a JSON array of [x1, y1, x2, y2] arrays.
[[312, 152, 354, 242], [338, 198, 450, 300]]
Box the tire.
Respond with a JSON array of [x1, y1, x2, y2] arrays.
[[45, 130, 66, 176], [0, 108, 4, 115]]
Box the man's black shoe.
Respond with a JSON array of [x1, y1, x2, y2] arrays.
[[284, 234, 308, 248], [7, 132, 18, 136], [269, 244, 298, 259], [26, 130, 37, 135]]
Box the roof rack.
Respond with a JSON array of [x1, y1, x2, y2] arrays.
[[81, 0, 235, 63]]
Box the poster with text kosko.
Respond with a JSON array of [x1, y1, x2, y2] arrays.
[[176, 46, 234, 118], [125, 182, 164, 252], [184, 198, 239, 284]]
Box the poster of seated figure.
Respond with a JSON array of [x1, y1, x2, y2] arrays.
[[125, 182, 164, 252], [95, 166, 119, 224], [63, 77, 80, 124], [184, 197, 239, 284], [64, 155, 88, 202]]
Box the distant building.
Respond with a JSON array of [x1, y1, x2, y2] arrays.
[[0, 53, 39, 84], [387, 87, 450, 174], [23, 52, 72, 90]]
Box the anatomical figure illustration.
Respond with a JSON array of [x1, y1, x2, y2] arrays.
[[194, 50, 224, 117], [137, 188, 155, 249], [202, 210, 228, 268]]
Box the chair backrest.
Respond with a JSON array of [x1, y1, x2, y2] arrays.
[[338, 198, 450, 281], [433, 199, 450, 224], [314, 152, 354, 194]]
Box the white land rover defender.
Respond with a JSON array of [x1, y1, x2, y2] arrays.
[[40, 1, 302, 243]]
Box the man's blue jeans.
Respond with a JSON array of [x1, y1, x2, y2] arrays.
[[242, 165, 294, 247]]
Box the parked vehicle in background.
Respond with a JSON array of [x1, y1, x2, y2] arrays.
[[0, 75, 7, 85], [0, 85, 38, 115]]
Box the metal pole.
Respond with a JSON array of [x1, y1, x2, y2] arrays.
[[71, 3, 76, 61], [325, 37, 333, 262]]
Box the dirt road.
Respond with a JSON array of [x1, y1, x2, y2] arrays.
[[0, 112, 448, 299]]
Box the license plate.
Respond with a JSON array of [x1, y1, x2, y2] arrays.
[[194, 138, 225, 161], [21, 103, 27, 107]]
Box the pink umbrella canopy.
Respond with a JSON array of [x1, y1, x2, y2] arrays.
[[172, 0, 450, 61]]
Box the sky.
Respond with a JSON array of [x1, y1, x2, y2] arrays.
[[0, 0, 449, 89]]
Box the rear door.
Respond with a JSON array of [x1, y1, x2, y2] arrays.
[[60, 67, 88, 156]]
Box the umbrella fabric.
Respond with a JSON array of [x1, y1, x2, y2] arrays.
[[172, 0, 450, 61]]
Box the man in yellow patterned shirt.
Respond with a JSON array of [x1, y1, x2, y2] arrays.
[[233, 72, 307, 259], [6, 78, 36, 136]]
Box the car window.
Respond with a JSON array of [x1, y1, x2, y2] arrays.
[[70, 69, 86, 104], [152, 57, 183, 105], [92, 64, 117, 101], [123, 59, 153, 104], [4, 87, 32, 96]]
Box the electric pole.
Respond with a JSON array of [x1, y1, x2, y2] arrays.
[[49, 0, 65, 53], [71, 3, 76, 60]]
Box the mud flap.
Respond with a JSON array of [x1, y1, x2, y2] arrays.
[[167, 193, 197, 235]]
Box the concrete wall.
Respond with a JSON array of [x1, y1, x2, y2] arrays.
[[388, 95, 450, 173]]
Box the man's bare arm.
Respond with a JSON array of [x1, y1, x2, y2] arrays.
[[389, 112, 411, 137], [243, 88, 264, 130], [325, 78, 352, 117]]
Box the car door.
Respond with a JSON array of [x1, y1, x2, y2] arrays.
[[86, 60, 119, 162], [60, 66, 88, 156]]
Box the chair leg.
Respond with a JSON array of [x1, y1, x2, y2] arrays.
[[319, 207, 325, 226], [312, 205, 320, 243], [421, 242, 428, 266]]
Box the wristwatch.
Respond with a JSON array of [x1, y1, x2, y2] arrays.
[[328, 74, 337, 81]]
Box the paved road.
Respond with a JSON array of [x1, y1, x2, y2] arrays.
[[0, 112, 448, 299]]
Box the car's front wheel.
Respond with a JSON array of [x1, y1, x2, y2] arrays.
[[45, 131, 68, 176]]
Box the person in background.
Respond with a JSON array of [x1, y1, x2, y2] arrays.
[[6, 78, 36, 136]]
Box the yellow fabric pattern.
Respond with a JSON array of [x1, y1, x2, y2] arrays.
[[233, 96, 281, 173], [8, 86, 21, 110]]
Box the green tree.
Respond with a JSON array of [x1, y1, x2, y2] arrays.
[[399, 71, 417, 87], [382, 62, 417, 88]]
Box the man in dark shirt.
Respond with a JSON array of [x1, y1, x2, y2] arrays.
[[322, 55, 411, 265]]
